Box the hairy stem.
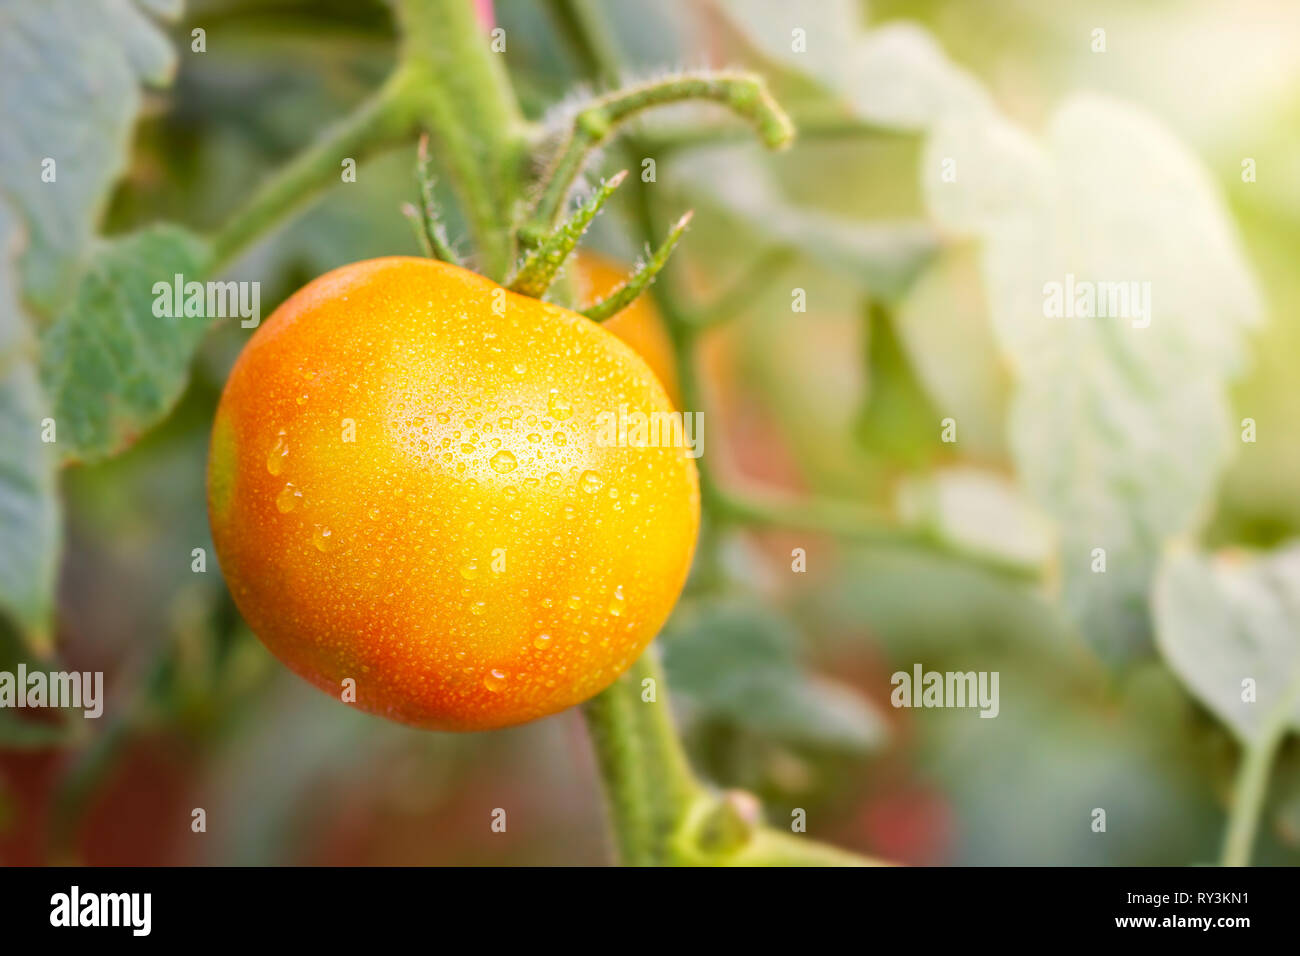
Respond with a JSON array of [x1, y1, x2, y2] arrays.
[[528, 70, 792, 234], [582, 211, 693, 322], [509, 170, 627, 296], [547, 0, 883, 869], [393, 0, 531, 280], [581, 650, 702, 865]]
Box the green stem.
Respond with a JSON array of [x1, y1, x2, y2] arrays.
[[544, 0, 883, 869], [209, 74, 418, 269], [395, 0, 530, 281], [638, 113, 911, 157], [582, 649, 880, 866], [698, 824, 883, 867], [716, 488, 1042, 581], [581, 649, 702, 865], [509, 170, 628, 296], [581, 211, 693, 322], [210, 0, 533, 280], [1221, 678, 1300, 866], [528, 70, 792, 234], [414, 135, 462, 264]]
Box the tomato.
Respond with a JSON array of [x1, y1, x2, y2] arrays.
[[208, 257, 699, 731], [572, 252, 681, 406]]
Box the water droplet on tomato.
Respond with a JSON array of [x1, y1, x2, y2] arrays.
[[266, 431, 288, 475], [276, 483, 302, 513], [547, 391, 573, 421], [313, 526, 334, 552]]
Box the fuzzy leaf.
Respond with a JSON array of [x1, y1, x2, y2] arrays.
[[39, 226, 213, 464], [0, 0, 182, 314], [1155, 545, 1300, 744], [925, 95, 1262, 660], [0, 202, 60, 651], [662, 598, 887, 752]]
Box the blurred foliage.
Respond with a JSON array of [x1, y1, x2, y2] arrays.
[[1, 0, 1299, 865]]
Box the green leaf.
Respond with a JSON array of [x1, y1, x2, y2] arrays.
[[0, 202, 60, 652], [1154, 545, 1300, 744], [924, 95, 1263, 660], [855, 300, 941, 466], [0, 0, 182, 314], [0, 0, 186, 641], [662, 598, 887, 753], [712, 2, 991, 130], [895, 467, 1054, 574], [893, 244, 1010, 458], [39, 225, 213, 464]]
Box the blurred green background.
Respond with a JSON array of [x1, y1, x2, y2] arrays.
[[2, 0, 1299, 865]]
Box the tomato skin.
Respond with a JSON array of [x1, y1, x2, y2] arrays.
[[208, 257, 699, 731]]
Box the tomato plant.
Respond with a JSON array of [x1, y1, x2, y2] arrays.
[[2, 0, 1293, 871]]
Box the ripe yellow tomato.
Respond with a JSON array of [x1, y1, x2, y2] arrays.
[[572, 252, 681, 406], [208, 257, 699, 731]]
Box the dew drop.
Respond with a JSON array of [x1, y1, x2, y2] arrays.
[[266, 431, 288, 475], [608, 585, 626, 617], [313, 527, 334, 552], [580, 471, 605, 494], [547, 391, 574, 421], [489, 450, 518, 474], [483, 669, 507, 692], [533, 633, 552, 650], [276, 483, 302, 513]]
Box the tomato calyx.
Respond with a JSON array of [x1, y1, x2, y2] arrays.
[[400, 138, 693, 323]]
